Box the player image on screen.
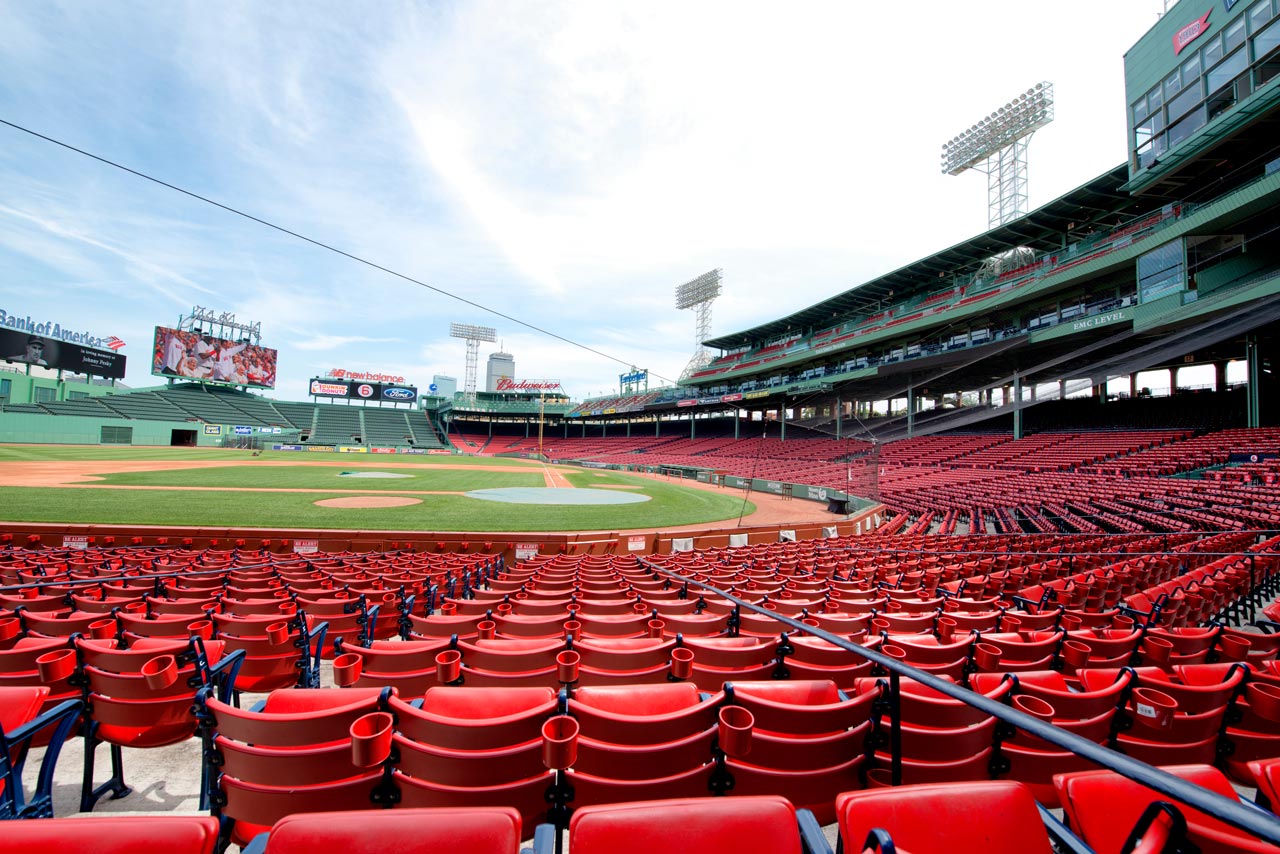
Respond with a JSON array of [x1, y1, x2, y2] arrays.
[[151, 326, 278, 389], [6, 335, 50, 366]]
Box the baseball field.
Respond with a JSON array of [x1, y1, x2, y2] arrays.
[[0, 445, 771, 533]]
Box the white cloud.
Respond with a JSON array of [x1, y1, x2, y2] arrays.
[[292, 334, 400, 352], [0, 0, 1171, 398]]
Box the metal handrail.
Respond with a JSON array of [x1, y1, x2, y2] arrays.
[[638, 557, 1280, 845]]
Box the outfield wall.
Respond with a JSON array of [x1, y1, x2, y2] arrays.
[[0, 412, 218, 446], [562, 459, 879, 513], [0, 503, 886, 560], [0, 368, 120, 406]]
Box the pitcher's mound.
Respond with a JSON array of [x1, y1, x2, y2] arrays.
[[315, 496, 422, 508]]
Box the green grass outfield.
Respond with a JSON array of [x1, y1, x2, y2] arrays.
[[0, 445, 755, 532], [96, 465, 547, 492]]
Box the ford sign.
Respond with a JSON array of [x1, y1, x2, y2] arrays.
[[383, 387, 417, 401]]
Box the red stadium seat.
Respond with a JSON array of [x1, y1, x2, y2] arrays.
[[836, 780, 1079, 854], [200, 687, 391, 849], [0, 686, 81, 818], [77, 635, 243, 812], [7, 816, 219, 854], [1055, 764, 1280, 854], [560, 796, 820, 854], [389, 686, 557, 829], [242, 807, 522, 854]]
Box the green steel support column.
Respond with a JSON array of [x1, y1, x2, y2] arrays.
[[655, 417, 660, 438], [835, 397, 843, 440], [691, 416, 696, 440], [781, 406, 787, 441], [1012, 374, 1023, 441], [734, 416, 740, 440], [1248, 335, 1261, 428], [906, 387, 915, 439], [626, 420, 631, 438]]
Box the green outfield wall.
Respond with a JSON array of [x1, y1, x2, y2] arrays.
[[0, 412, 216, 446]]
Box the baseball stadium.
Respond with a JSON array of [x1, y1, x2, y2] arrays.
[[5, 4, 1280, 853]]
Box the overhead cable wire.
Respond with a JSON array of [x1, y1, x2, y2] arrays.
[[0, 117, 677, 384]]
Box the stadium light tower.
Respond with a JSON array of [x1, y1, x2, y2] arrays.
[[675, 268, 723, 382], [449, 322, 496, 404], [941, 82, 1054, 230]]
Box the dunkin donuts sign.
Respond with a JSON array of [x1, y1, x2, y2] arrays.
[[310, 377, 418, 403]]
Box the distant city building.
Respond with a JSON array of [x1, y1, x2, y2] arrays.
[[432, 374, 457, 399], [486, 351, 514, 392]]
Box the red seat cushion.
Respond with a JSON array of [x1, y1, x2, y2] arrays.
[[8, 816, 219, 854], [836, 780, 1054, 854], [263, 807, 521, 854], [1054, 764, 1277, 854], [569, 796, 801, 854]]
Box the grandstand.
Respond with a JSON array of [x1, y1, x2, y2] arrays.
[[1, 383, 445, 451], [7, 3, 1280, 851]]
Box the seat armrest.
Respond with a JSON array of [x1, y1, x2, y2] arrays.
[[208, 648, 247, 703], [3, 698, 84, 819], [241, 830, 270, 854], [1038, 803, 1096, 854], [531, 822, 557, 854], [797, 807, 833, 854]]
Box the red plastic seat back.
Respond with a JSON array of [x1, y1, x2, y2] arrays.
[[0, 685, 49, 732], [263, 807, 521, 854], [836, 780, 1054, 854], [1054, 764, 1274, 854], [8, 816, 219, 854], [569, 796, 801, 854]]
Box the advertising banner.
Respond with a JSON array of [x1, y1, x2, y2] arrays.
[[203, 425, 222, 435], [233, 426, 252, 435], [0, 327, 126, 379], [152, 326, 277, 388], [495, 378, 562, 393], [338, 446, 369, 454], [309, 377, 418, 403], [273, 444, 305, 451], [309, 379, 350, 398]]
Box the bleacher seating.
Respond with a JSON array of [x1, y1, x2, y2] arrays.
[[308, 405, 364, 446], [0, 522, 1277, 845]]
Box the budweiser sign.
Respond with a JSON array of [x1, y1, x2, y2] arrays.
[[495, 377, 562, 392], [327, 369, 406, 383], [1173, 9, 1212, 55]]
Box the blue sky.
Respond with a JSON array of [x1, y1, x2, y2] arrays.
[[0, 1, 1171, 401]]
